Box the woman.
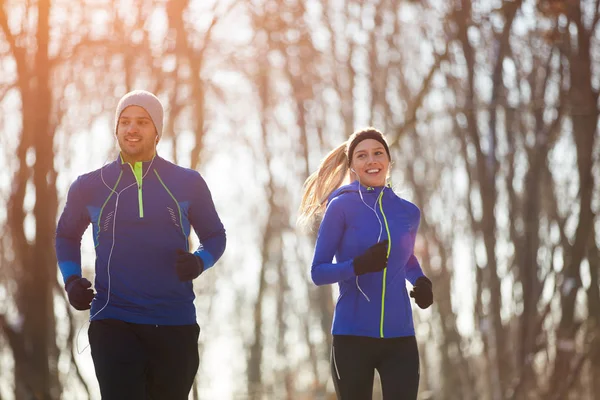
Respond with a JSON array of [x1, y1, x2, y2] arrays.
[[299, 128, 433, 400]]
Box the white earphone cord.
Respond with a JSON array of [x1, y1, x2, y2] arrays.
[[76, 145, 157, 354], [352, 171, 385, 302]]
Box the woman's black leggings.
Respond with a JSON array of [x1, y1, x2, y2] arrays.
[[331, 335, 420, 400]]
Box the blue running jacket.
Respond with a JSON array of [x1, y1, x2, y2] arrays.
[[311, 181, 424, 338], [55, 155, 226, 325]]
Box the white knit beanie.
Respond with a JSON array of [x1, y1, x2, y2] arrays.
[[114, 90, 164, 138]]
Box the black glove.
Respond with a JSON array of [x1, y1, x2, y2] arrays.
[[353, 240, 389, 276], [175, 249, 204, 281], [410, 276, 433, 309], [65, 275, 95, 311]]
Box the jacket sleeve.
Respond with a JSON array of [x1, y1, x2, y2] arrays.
[[311, 198, 356, 285], [188, 172, 226, 271], [405, 208, 425, 284], [55, 177, 91, 284], [405, 254, 425, 285]]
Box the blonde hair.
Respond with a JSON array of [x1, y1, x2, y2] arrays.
[[297, 143, 349, 229], [298, 127, 390, 229]]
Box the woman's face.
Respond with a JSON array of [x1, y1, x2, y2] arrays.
[[350, 138, 390, 187]]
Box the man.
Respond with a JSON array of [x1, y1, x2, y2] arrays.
[[55, 90, 226, 399]]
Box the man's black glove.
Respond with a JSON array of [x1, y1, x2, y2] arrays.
[[65, 275, 95, 311], [410, 276, 433, 309], [353, 240, 389, 276], [175, 249, 204, 281]]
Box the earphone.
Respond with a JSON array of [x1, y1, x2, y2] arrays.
[[351, 166, 386, 302], [93, 138, 158, 318], [350, 167, 384, 241], [75, 143, 158, 354]]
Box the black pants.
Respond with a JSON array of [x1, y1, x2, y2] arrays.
[[89, 319, 200, 400], [331, 335, 419, 400]]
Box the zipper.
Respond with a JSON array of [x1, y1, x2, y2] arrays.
[[128, 162, 144, 218], [378, 189, 392, 338]]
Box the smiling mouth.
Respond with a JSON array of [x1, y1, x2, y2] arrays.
[[366, 169, 381, 174]]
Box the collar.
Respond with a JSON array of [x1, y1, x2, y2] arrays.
[[115, 153, 161, 173], [353, 180, 391, 193]]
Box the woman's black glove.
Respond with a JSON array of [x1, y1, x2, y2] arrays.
[[353, 240, 389, 276], [410, 276, 433, 309], [65, 275, 95, 310]]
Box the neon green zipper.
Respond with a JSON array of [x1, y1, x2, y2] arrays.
[[128, 162, 144, 218], [378, 189, 392, 337]]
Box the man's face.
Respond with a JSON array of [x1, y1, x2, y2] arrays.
[[116, 106, 157, 163], [350, 139, 390, 187]]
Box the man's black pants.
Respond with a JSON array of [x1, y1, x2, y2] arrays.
[[331, 335, 420, 400], [89, 319, 200, 400]]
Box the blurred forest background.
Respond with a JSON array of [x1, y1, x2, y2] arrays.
[[0, 0, 598, 399]]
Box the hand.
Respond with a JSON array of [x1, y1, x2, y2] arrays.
[[353, 240, 389, 276], [410, 276, 433, 309], [175, 249, 204, 281], [65, 276, 95, 310]]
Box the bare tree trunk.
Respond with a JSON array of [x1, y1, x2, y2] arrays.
[[248, 254, 267, 400], [549, 1, 598, 394], [275, 247, 294, 400], [511, 43, 565, 398], [453, 0, 504, 395], [324, 0, 355, 135], [587, 231, 600, 400], [0, 0, 60, 398], [247, 64, 270, 399]]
